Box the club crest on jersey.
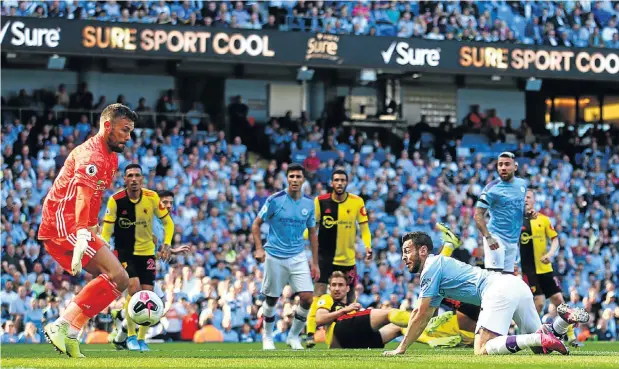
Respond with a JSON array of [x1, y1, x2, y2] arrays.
[[301, 208, 309, 216], [86, 164, 98, 176]]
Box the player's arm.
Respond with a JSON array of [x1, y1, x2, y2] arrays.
[[101, 196, 117, 243], [307, 204, 320, 281], [315, 303, 360, 327], [386, 297, 436, 355], [542, 218, 559, 264], [357, 201, 372, 260], [474, 195, 498, 249], [253, 197, 272, 263], [304, 196, 321, 240]]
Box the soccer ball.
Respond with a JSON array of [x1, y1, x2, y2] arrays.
[[128, 290, 164, 327]]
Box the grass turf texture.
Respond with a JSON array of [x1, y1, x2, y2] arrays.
[[2, 342, 619, 369]]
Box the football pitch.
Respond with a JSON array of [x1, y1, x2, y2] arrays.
[[2, 342, 619, 369]]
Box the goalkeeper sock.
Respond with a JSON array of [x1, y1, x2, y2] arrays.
[[440, 242, 455, 257], [289, 306, 309, 338], [485, 334, 541, 355], [115, 320, 128, 343], [306, 296, 319, 336], [137, 325, 148, 341], [552, 315, 570, 336], [125, 294, 137, 337], [262, 303, 276, 339], [388, 309, 411, 328]]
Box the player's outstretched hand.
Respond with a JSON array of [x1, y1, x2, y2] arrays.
[[158, 244, 172, 262], [310, 263, 320, 282], [540, 253, 552, 264], [171, 245, 190, 255], [254, 249, 265, 263], [365, 248, 373, 261], [486, 236, 500, 250], [383, 347, 406, 356]]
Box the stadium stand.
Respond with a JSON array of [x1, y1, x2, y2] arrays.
[[1, 74, 618, 344], [2, 1, 618, 48]]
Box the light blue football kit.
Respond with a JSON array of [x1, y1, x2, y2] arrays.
[[419, 255, 541, 335], [258, 190, 316, 296], [476, 177, 527, 272]]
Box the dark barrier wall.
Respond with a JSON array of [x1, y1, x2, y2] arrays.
[[1, 17, 618, 80]]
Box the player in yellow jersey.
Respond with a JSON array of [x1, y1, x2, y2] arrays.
[[315, 271, 410, 349], [101, 164, 174, 352], [521, 189, 579, 347], [306, 170, 372, 348]]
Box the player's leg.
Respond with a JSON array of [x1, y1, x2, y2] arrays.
[[502, 242, 519, 274], [378, 324, 403, 345], [287, 252, 315, 350], [45, 238, 128, 358], [436, 222, 463, 256], [368, 308, 410, 330], [261, 253, 286, 350], [306, 258, 331, 348], [135, 256, 156, 352], [482, 276, 567, 355], [482, 233, 506, 272], [122, 258, 142, 352]]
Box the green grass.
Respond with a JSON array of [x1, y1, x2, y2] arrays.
[[2, 342, 619, 369]]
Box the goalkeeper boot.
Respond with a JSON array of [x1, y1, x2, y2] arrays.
[[426, 311, 454, 335], [127, 335, 140, 351], [138, 339, 150, 352], [65, 337, 86, 358], [108, 309, 122, 344], [44, 321, 69, 354], [305, 333, 315, 348], [436, 223, 463, 248], [557, 303, 589, 325]]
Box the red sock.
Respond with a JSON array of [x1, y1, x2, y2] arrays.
[[74, 274, 122, 318]]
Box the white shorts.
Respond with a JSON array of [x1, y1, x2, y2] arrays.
[[261, 251, 313, 297], [476, 274, 541, 336], [483, 233, 519, 273]]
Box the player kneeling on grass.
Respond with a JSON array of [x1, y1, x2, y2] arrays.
[[383, 231, 589, 357], [315, 271, 410, 349]]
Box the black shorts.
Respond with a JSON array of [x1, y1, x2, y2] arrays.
[[443, 299, 480, 321], [333, 310, 383, 349], [522, 271, 562, 298], [318, 261, 357, 287], [118, 253, 156, 287]]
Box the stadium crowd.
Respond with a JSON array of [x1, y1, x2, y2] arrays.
[[3, 1, 619, 48], [1, 80, 618, 345]]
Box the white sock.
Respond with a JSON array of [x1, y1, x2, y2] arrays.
[[54, 317, 80, 338], [67, 325, 81, 339], [552, 316, 570, 335], [485, 334, 541, 355], [263, 303, 276, 339], [289, 306, 309, 338], [115, 320, 128, 343]]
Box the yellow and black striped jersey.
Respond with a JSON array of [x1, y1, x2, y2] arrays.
[[315, 193, 368, 266], [102, 188, 170, 256]]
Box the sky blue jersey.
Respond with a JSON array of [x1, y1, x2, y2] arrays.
[[258, 190, 316, 258], [475, 177, 527, 244], [418, 255, 495, 307]]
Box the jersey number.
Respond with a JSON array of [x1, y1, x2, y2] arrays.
[[146, 258, 156, 270]]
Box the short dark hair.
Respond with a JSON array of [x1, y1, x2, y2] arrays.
[[401, 231, 434, 253], [286, 163, 305, 176], [331, 169, 348, 181], [124, 163, 143, 174], [158, 190, 174, 199], [100, 103, 138, 127], [329, 271, 347, 284], [498, 151, 515, 160]]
